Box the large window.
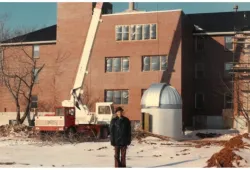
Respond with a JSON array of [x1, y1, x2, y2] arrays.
[[33, 45, 39, 58], [142, 55, 167, 71], [224, 36, 233, 51], [224, 92, 232, 109], [31, 95, 38, 109], [195, 93, 204, 109], [105, 57, 129, 72], [116, 24, 157, 41], [105, 90, 129, 104], [195, 63, 205, 78]]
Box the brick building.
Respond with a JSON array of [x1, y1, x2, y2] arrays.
[[0, 2, 249, 128]]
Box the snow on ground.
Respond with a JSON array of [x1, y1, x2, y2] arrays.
[[0, 136, 222, 168]]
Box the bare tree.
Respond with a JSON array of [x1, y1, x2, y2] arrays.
[[0, 15, 44, 125]]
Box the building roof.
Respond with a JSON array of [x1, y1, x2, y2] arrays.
[[188, 11, 250, 33], [2, 25, 57, 43]]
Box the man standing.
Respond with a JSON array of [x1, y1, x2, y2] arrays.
[[110, 107, 131, 168]]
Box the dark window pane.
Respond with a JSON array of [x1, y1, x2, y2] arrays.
[[161, 56, 167, 70], [113, 58, 121, 72], [122, 57, 129, 72], [116, 33, 122, 41], [151, 56, 160, 71], [151, 24, 156, 39], [123, 33, 129, 40], [122, 90, 129, 104], [114, 91, 121, 104], [123, 26, 129, 40], [196, 37, 204, 51], [143, 24, 150, 40], [106, 58, 112, 72], [31, 95, 38, 108], [130, 25, 136, 40], [196, 94, 204, 109], [224, 36, 233, 50], [105, 91, 113, 102], [143, 56, 150, 71], [136, 25, 142, 40]]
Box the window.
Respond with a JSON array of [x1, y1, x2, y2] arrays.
[[31, 95, 38, 108], [105, 57, 129, 72], [142, 55, 168, 71], [33, 45, 39, 58], [33, 68, 40, 83], [195, 36, 204, 52], [116, 24, 157, 41], [116, 25, 129, 41], [98, 106, 111, 115], [105, 90, 129, 104], [224, 62, 233, 77], [224, 36, 233, 51], [195, 93, 204, 109], [195, 63, 205, 78], [224, 93, 232, 109]]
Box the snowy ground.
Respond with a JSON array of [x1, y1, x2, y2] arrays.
[[0, 128, 244, 168], [0, 138, 222, 168]]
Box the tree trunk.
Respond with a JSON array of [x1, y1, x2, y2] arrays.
[[16, 102, 21, 124], [248, 120, 250, 133]]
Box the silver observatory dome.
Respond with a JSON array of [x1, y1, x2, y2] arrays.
[[141, 83, 182, 109]]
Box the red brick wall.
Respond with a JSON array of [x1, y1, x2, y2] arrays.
[[0, 44, 57, 112]]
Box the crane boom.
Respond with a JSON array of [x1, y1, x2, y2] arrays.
[[62, 2, 103, 108]]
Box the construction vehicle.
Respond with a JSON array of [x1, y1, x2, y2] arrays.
[[34, 2, 114, 139]]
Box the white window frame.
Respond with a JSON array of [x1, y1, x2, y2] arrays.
[[115, 23, 157, 41], [105, 57, 130, 72], [195, 63, 205, 79], [195, 93, 204, 109], [142, 55, 168, 72], [33, 45, 39, 59], [105, 90, 129, 105]]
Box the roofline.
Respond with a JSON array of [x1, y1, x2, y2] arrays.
[[102, 9, 182, 17], [0, 40, 56, 46], [193, 31, 250, 36]]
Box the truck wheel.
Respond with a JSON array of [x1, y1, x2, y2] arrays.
[[97, 127, 108, 139]]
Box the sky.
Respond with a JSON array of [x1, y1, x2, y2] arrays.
[[0, 2, 250, 30]]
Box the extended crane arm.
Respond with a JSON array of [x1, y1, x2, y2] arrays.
[[62, 2, 103, 108]]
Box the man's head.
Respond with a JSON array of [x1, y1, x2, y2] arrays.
[[115, 107, 124, 117]]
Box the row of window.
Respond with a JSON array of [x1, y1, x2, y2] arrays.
[[195, 62, 233, 79], [31, 90, 232, 109], [105, 55, 168, 72], [116, 24, 157, 41], [195, 36, 234, 52]]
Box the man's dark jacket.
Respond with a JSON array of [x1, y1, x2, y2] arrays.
[[110, 116, 131, 146]]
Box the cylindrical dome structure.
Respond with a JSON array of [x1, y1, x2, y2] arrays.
[[141, 83, 183, 140]]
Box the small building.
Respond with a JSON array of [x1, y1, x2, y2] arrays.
[[141, 83, 182, 140]]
